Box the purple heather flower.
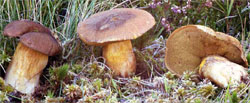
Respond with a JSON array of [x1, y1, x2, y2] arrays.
[[171, 5, 182, 14], [161, 18, 166, 24], [156, 1, 162, 6], [149, 3, 157, 8], [186, 0, 192, 8], [171, 0, 192, 14], [161, 18, 171, 32], [149, 0, 162, 9], [166, 24, 171, 32], [205, 0, 213, 7], [182, 6, 188, 14], [197, 20, 202, 23]]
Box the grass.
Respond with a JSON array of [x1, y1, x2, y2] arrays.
[[0, 0, 250, 102]]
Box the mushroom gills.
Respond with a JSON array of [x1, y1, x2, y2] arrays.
[[103, 40, 136, 77], [199, 55, 248, 88], [5, 42, 48, 94]]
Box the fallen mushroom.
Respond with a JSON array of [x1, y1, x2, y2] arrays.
[[199, 55, 248, 88], [77, 8, 155, 77], [3, 20, 61, 94], [165, 25, 248, 87]]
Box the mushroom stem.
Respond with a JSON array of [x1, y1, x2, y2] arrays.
[[199, 55, 248, 88], [103, 40, 136, 77], [5, 42, 48, 94]]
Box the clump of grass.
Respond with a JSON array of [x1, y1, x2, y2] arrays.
[[53, 64, 69, 82], [198, 81, 217, 98], [63, 84, 82, 102]]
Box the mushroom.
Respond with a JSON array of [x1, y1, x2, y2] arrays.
[[199, 55, 248, 88], [77, 8, 155, 77], [165, 25, 248, 87], [3, 20, 61, 94]]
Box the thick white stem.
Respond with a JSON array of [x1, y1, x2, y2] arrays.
[[5, 42, 48, 94]]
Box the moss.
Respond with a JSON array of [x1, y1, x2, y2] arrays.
[[0, 91, 9, 102], [0, 77, 13, 93]]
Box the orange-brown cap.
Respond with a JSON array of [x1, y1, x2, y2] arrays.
[[165, 25, 248, 77], [3, 19, 51, 37], [77, 8, 155, 45], [20, 32, 62, 56]]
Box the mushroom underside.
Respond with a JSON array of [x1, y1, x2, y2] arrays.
[[165, 26, 247, 77], [102, 40, 136, 77], [5, 42, 48, 94]]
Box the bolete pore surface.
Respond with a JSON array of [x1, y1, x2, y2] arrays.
[[3, 20, 61, 94], [77, 8, 155, 77], [165, 25, 248, 87]]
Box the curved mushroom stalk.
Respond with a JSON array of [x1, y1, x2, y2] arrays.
[[103, 40, 136, 77], [5, 43, 48, 94], [199, 55, 248, 88]]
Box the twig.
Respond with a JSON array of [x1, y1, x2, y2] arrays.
[[216, 15, 237, 24]]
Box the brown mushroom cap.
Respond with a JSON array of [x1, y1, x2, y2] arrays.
[[3, 19, 51, 37], [20, 32, 62, 56], [165, 25, 248, 77], [77, 8, 155, 45]]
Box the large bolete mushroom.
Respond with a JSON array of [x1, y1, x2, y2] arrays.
[[77, 8, 155, 77], [3, 20, 61, 94], [165, 25, 248, 87]]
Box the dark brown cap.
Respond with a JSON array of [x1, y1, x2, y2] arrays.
[[3, 19, 51, 37], [165, 25, 248, 77], [20, 32, 62, 56], [77, 8, 155, 45]]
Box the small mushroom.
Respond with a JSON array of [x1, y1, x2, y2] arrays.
[[199, 55, 248, 88], [3, 20, 61, 94], [165, 25, 248, 87], [77, 8, 155, 77]]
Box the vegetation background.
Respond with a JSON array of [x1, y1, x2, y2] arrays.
[[0, 0, 250, 102]]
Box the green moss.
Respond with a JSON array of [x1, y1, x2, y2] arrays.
[[0, 91, 9, 102], [0, 77, 13, 93]]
